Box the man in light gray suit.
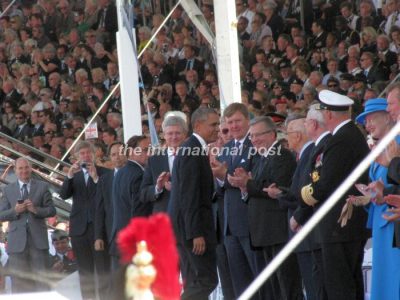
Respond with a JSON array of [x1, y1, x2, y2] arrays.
[[0, 158, 56, 293]]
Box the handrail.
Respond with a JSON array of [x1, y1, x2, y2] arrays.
[[0, 144, 67, 177], [379, 72, 400, 97], [0, 131, 72, 168], [238, 121, 400, 300]]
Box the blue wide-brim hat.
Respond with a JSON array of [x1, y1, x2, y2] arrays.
[[355, 98, 388, 125]]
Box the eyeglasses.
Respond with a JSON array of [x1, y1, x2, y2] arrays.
[[249, 130, 272, 140], [328, 84, 338, 88], [15, 116, 24, 120], [286, 130, 300, 135], [221, 128, 229, 135]]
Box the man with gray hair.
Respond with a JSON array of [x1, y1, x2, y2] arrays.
[[140, 115, 188, 213], [228, 116, 302, 299], [60, 141, 110, 299], [266, 113, 323, 300], [169, 107, 219, 299], [299, 91, 370, 299]]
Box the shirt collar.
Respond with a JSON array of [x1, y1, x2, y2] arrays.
[[315, 131, 330, 146], [18, 179, 31, 190], [299, 141, 313, 159], [128, 159, 145, 171], [333, 119, 352, 135], [167, 147, 177, 156], [234, 134, 248, 147], [193, 133, 208, 149]]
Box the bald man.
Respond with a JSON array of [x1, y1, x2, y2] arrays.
[[0, 158, 56, 293]]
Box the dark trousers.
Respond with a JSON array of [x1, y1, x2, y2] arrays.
[[311, 249, 328, 300], [320, 240, 366, 300], [177, 240, 218, 300], [224, 235, 259, 298], [296, 250, 326, 300], [216, 242, 235, 300], [71, 223, 110, 300], [263, 243, 303, 300], [9, 230, 49, 293]]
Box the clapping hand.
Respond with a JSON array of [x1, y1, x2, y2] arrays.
[[227, 167, 251, 190], [366, 180, 385, 204], [383, 194, 400, 222], [263, 183, 282, 199], [210, 160, 227, 181], [156, 172, 170, 191]]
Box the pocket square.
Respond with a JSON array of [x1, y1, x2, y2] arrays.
[[240, 159, 246, 163]]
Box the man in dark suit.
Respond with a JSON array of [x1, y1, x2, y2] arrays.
[[140, 116, 187, 214], [360, 52, 388, 86], [228, 116, 302, 300], [169, 107, 219, 300], [211, 103, 261, 298], [60, 141, 109, 299], [94, 142, 127, 264], [110, 135, 151, 269], [174, 44, 205, 81], [93, 0, 118, 48], [268, 111, 329, 300], [300, 90, 370, 300], [13, 110, 32, 141], [376, 34, 397, 77], [0, 158, 56, 293], [310, 20, 327, 50]]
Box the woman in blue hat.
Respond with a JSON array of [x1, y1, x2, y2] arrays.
[[355, 98, 400, 300]]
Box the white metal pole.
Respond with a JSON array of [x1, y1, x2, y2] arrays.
[[238, 121, 400, 300], [214, 0, 242, 109]]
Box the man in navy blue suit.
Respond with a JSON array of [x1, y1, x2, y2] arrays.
[[109, 135, 151, 269], [94, 142, 127, 263], [140, 116, 188, 214], [266, 113, 324, 300], [211, 103, 262, 298]]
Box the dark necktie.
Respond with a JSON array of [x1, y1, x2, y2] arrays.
[[21, 183, 28, 200], [231, 141, 241, 165]]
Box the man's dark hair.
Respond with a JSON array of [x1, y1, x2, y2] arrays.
[[126, 135, 147, 149]]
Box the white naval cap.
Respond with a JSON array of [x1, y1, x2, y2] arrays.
[[317, 90, 354, 111]]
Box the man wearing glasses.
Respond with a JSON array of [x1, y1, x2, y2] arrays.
[[228, 116, 302, 300], [13, 110, 32, 141]]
